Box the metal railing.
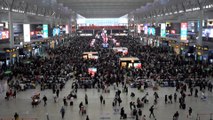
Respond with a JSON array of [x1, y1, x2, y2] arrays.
[[196, 113, 213, 120]]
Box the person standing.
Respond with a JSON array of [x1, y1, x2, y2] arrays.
[[85, 94, 88, 105], [60, 106, 65, 119], [188, 107, 192, 117], [174, 93, 177, 102], [169, 94, 173, 103], [190, 87, 193, 96], [165, 95, 168, 104], [86, 115, 89, 120], [195, 88, 198, 97], [14, 112, 19, 120], [100, 95, 103, 104], [42, 95, 47, 106], [142, 115, 146, 120], [56, 89, 60, 97], [149, 105, 155, 118]]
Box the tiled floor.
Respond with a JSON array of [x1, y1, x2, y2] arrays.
[[0, 79, 213, 120]]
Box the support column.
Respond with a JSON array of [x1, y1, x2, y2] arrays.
[[8, 11, 14, 48], [197, 11, 203, 46]]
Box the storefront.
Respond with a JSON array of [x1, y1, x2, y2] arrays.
[[83, 52, 99, 60], [112, 47, 128, 56], [3, 48, 18, 65], [119, 57, 141, 68]]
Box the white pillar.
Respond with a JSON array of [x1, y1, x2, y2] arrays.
[[197, 11, 203, 46], [8, 11, 14, 48]]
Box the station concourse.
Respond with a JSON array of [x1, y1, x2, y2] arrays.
[[0, 0, 213, 120]]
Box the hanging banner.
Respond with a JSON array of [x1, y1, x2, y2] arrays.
[[161, 23, 166, 37]]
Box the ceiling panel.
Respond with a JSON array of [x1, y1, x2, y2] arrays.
[[57, 0, 155, 18]]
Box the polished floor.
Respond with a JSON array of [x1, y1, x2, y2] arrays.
[[0, 78, 213, 120]]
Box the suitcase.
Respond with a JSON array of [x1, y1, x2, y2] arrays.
[[83, 109, 86, 114], [103, 100, 105, 104], [123, 114, 127, 119], [182, 104, 186, 109], [112, 102, 115, 106], [70, 101, 73, 106]]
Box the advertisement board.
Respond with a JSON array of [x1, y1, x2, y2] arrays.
[[65, 25, 69, 34], [144, 25, 148, 34], [0, 32, 2, 39], [161, 23, 166, 37], [181, 22, 187, 41], [43, 24, 48, 38], [148, 27, 156, 36], [24, 24, 30, 42]]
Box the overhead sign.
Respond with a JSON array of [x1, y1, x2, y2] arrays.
[[24, 24, 30, 42], [43, 24, 48, 38], [161, 23, 166, 37], [181, 22, 187, 41]]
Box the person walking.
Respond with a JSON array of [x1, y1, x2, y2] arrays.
[[173, 111, 179, 120], [14, 112, 19, 120], [42, 95, 47, 106], [86, 115, 89, 120], [188, 107, 192, 117], [63, 97, 67, 106], [60, 106, 65, 119], [149, 105, 155, 118], [142, 115, 146, 120]]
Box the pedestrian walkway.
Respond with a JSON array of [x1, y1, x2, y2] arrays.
[[0, 78, 213, 120]]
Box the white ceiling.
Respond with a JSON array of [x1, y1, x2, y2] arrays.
[[57, 0, 155, 18]]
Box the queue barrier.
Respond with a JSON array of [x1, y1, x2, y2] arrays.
[[0, 117, 38, 120], [196, 113, 213, 120]]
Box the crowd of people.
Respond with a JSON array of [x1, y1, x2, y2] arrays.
[[3, 35, 213, 119]]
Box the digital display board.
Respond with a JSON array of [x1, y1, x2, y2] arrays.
[[24, 24, 30, 42], [2, 31, 9, 39], [181, 22, 187, 41], [161, 23, 166, 37], [43, 24, 48, 38], [0, 31, 9, 40], [53, 28, 60, 36], [202, 28, 213, 38]]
